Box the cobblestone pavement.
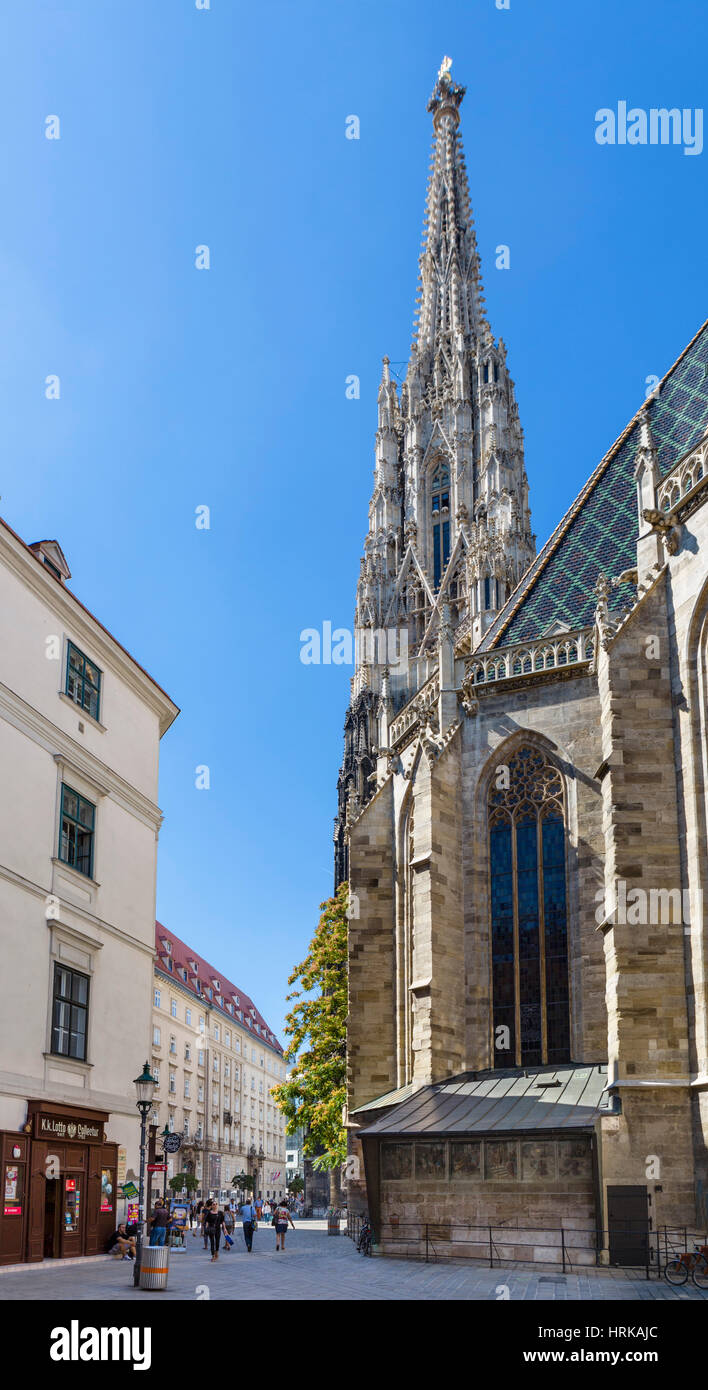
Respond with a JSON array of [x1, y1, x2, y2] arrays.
[[1, 1220, 706, 1301]]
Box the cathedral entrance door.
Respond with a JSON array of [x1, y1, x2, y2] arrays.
[[607, 1185, 649, 1266]]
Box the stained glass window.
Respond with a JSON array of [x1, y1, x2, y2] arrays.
[[488, 747, 570, 1067]]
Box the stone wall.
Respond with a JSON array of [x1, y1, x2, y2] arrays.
[[408, 735, 466, 1082], [377, 1133, 596, 1265], [596, 571, 695, 1228], [346, 778, 396, 1215]]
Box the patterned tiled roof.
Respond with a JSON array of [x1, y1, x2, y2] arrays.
[[481, 319, 708, 649]]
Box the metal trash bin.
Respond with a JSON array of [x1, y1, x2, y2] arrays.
[[139, 1244, 170, 1290]]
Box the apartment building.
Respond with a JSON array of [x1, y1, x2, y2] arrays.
[[0, 525, 178, 1265], [151, 924, 287, 1203]]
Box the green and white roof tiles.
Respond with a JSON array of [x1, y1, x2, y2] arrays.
[[480, 319, 708, 651]]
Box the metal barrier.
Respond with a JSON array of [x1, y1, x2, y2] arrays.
[[347, 1212, 363, 1245], [369, 1221, 708, 1278]]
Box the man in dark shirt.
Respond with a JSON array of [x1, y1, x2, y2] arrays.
[[149, 1200, 169, 1247], [109, 1222, 136, 1259], [240, 1199, 257, 1252], [203, 1201, 225, 1261]]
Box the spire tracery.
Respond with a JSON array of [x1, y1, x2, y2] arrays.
[[335, 65, 537, 881]]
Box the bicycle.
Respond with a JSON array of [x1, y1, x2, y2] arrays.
[[664, 1243, 708, 1289]]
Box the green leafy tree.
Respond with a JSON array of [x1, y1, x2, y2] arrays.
[[287, 1174, 304, 1196], [232, 1172, 254, 1193], [168, 1172, 198, 1194], [273, 884, 348, 1202]]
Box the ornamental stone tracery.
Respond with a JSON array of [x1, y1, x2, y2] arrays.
[[488, 747, 564, 826], [334, 62, 536, 882]]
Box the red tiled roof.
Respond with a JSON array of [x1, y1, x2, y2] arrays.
[[154, 921, 283, 1055]]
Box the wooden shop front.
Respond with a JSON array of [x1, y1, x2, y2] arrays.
[[0, 1100, 118, 1265]]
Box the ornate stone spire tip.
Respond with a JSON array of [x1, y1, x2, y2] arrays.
[[427, 56, 466, 118]]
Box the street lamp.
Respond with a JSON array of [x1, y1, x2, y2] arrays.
[[133, 1060, 156, 1288], [160, 1124, 170, 1205]]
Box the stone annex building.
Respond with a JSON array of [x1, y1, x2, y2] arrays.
[[335, 63, 708, 1264]]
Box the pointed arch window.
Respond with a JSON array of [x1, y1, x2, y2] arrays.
[[488, 746, 570, 1068], [431, 460, 450, 587]]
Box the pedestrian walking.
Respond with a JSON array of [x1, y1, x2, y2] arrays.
[[240, 1197, 257, 1253], [255, 1194, 263, 1222], [193, 1200, 203, 1240], [272, 1200, 295, 1252], [223, 1204, 235, 1252], [201, 1202, 210, 1249], [203, 1201, 225, 1262]]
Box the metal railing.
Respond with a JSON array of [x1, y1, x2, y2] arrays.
[[347, 1211, 364, 1244], [356, 1220, 708, 1277]]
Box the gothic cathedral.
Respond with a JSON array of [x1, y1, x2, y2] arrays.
[[336, 62, 708, 1261]]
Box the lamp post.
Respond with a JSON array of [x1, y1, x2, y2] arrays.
[[133, 1060, 156, 1289], [160, 1124, 170, 1206]]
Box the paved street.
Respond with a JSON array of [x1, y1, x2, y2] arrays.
[[1, 1220, 706, 1301]]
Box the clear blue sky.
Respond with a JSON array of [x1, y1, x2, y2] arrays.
[[1, 0, 706, 1043]]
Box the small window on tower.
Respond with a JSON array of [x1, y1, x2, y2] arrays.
[[431, 460, 451, 588]]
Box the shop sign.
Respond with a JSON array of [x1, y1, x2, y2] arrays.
[[121, 1181, 138, 1199], [117, 1147, 127, 1184], [3, 1205, 21, 1217], [34, 1111, 103, 1144], [147, 1163, 167, 1173]]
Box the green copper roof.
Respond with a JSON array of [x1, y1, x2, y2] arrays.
[[482, 320, 708, 650]]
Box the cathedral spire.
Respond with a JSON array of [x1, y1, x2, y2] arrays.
[[413, 58, 486, 365], [335, 65, 536, 883]]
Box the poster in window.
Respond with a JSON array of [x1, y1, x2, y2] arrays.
[[4, 1165, 19, 1201], [450, 1141, 481, 1178], [415, 1142, 446, 1179], [484, 1140, 518, 1180], [557, 1139, 591, 1179], [4, 1163, 22, 1214], [101, 1168, 114, 1212], [64, 1181, 80, 1232], [521, 1141, 556, 1181], [380, 1143, 413, 1181]]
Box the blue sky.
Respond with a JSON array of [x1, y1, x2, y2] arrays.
[[1, 0, 706, 1043]]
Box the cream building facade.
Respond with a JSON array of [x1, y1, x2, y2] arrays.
[[0, 521, 178, 1265], [150, 924, 287, 1204]]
